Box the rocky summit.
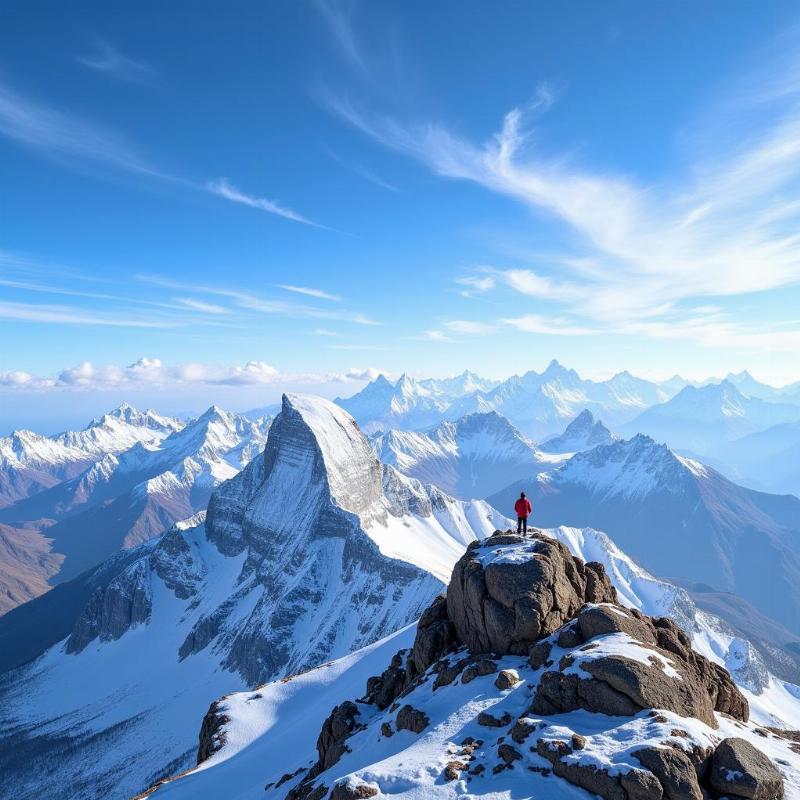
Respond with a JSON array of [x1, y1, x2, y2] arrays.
[[253, 530, 788, 800]]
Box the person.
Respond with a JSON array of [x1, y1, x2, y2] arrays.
[[514, 491, 532, 534]]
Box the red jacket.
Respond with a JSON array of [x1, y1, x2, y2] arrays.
[[514, 497, 532, 518]]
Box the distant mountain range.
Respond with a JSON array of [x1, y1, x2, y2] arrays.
[[337, 361, 677, 437], [337, 362, 800, 442], [488, 433, 800, 636], [0, 405, 271, 613], [0, 403, 182, 509], [621, 379, 800, 452]]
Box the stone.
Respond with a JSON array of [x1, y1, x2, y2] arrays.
[[633, 745, 703, 800], [446, 533, 617, 655], [316, 702, 361, 771], [494, 669, 520, 691], [511, 718, 537, 743], [365, 650, 408, 710], [529, 641, 553, 669], [380, 722, 393, 738], [620, 769, 664, 800], [408, 595, 457, 678], [571, 733, 587, 750], [709, 737, 784, 800], [530, 611, 750, 729], [498, 743, 522, 765], [444, 760, 468, 781], [462, 658, 498, 684], [330, 782, 378, 800], [396, 704, 429, 734], [478, 711, 512, 727]]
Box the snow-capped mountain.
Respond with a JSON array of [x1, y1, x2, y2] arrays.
[[0, 403, 182, 509], [489, 434, 800, 637], [133, 527, 800, 800], [0, 406, 270, 612], [538, 409, 617, 454], [0, 394, 507, 800], [622, 380, 800, 453], [338, 361, 675, 438], [336, 374, 457, 434], [371, 411, 564, 499]]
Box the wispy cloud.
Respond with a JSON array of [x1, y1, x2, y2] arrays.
[[279, 284, 342, 301], [173, 297, 230, 314], [321, 145, 401, 192], [138, 273, 379, 325], [207, 177, 318, 226], [314, 0, 365, 73], [321, 56, 800, 350], [76, 39, 155, 84], [0, 300, 181, 328], [0, 82, 326, 229], [0, 81, 157, 175], [443, 319, 495, 336], [313, 327, 338, 336]]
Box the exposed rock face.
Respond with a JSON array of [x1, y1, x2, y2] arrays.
[[395, 704, 429, 733], [530, 603, 748, 728], [66, 557, 152, 653], [197, 699, 230, 764], [709, 737, 784, 800], [447, 532, 617, 655]]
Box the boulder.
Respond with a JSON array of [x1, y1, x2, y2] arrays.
[[396, 704, 429, 734], [709, 737, 784, 800], [330, 782, 378, 800], [446, 533, 617, 655], [494, 669, 520, 690], [530, 609, 749, 729], [633, 745, 703, 800], [316, 702, 361, 771]]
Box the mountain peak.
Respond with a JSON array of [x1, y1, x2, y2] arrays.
[[276, 394, 383, 520]]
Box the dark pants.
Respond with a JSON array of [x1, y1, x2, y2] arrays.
[[517, 516, 528, 534]]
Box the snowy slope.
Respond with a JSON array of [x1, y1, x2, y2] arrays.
[[371, 411, 565, 499], [0, 394, 508, 800], [489, 434, 800, 639], [141, 525, 800, 800]]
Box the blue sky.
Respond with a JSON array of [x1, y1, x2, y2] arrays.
[[3, 1, 800, 431]]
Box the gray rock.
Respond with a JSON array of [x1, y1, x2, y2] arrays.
[[498, 743, 521, 765], [461, 658, 497, 684], [396, 704, 429, 734], [634, 745, 703, 800], [494, 669, 520, 691], [709, 737, 784, 800], [330, 782, 378, 800], [446, 533, 617, 655], [477, 710, 512, 728], [197, 699, 230, 764], [316, 702, 361, 771]]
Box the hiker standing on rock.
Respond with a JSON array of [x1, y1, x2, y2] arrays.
[[514, 492, 532, 535]]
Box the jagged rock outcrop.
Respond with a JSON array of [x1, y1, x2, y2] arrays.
[[66, 557, 152, 653], [447, 531, 618, 654], [531, 603, 748, 728], [197, 699, 230, 764], [280, 530, 768, 800]]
